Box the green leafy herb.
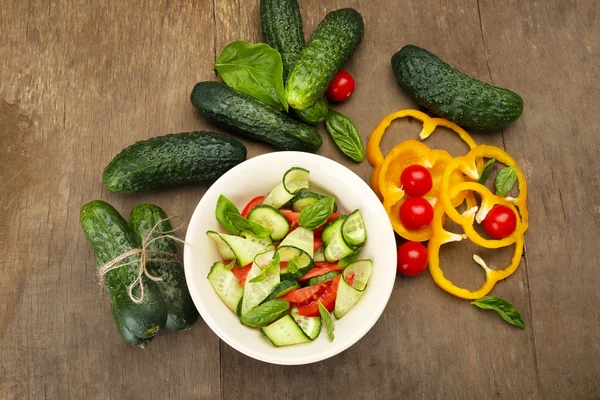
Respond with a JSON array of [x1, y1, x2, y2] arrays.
[[495, 166, 517, 196], [240, 299, 290, 327], [339, 252, 359, 267], [215, 40, 288, 111], [249, 253, 280, 283], [223, 260, 236, 270], [299, 197, 335, 230], [471, 296, 525, 328], [286, 258, 299, 274], [215, 195, 241, 235], [228, 213, 271, 238], [477, 158, 496, 184], [318, 300, 335, 342], [324, 110, 365, 162]]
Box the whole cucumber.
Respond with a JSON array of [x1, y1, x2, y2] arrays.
[[285, 8, 364, 110], [191, 81, 322, 152], [129, 204, 199, 331], [391, 45, 524, 130], [80, 200, 167, 340], [111, 304, 153, 347], [102, 131, 247, 193]]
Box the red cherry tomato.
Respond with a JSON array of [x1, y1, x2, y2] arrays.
[[313, 237, 323, 253], [280, 284, 325, 304], [280, 209, 300, 231], [241, 196, 265, 217], [231, 263, 253, 285], [297, 263, 343, 282], [401, 165, 433, 197], [482, 205, 517, 239], [397, 241, 428, 276], [295, 275, 341, 317], [400, 197, 434, 230], [326, 71, 355, 103]]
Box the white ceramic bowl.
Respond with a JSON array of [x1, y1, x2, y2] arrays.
[[184, 152, 397, 365]]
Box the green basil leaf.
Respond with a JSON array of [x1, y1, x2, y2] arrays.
[[215, 40, 288, 111], [215, 195, 241, 235], [324, 110, 365, 162], [223, 260, 236, 270], [338, 252, 359, 267], [495, 166, 517, 196], [249, 252, 280, 283], [471, 296, 525, 328], [240, 299, 290, 327], [318, 300, 335, 342], [287, 258, 299, 274], [228, 213, 271, 238], [477, 158, 496, 184], [299, 197, 335, 230]]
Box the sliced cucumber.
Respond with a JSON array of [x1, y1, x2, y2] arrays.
[[291, 307, 321, 340], [261, 314, 310, 346], [291, 191, 338, 213], [262, 280, 300, 303], [276, 246, 314, 280], [314, 246, 325, 262], [283, 167, 310, 194], [343, 260, 373, 291], [206, 231, 236, 260], [247, 205, 290, 241], [220, 233, 272, 266], [307, 270, 340, 286], [241, 230, 274, 248], [322, 216, 345, 247], [341, 210, 367, 248], [263, 183, 295, 209], [279, 226, 314, 258], [334, 278, 363, 319], [324, 220, 354, 262], [254, 249, 276, 267], [241, 260, 280, 315], [207, 262, 244, 312]]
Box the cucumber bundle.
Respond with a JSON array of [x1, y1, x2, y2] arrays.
[[81, 200, 198, 347]]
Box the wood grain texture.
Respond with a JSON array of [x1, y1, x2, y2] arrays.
[[0, 0, 599, 398]]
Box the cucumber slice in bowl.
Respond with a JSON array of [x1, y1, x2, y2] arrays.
[[291, 191, 338, 213], [322, 216, 344, 247], [206, 231, 236, 260], [240, 251, 280, 315], [283, 167, 310, 194], [343, 260, 373, 291], [247, 205, 290, 241], [207, 262, 243, 312], [341, 209, 367, 249], [279, 226, 314, 258], [324, 219, 354, 262], [291, 307, 321, 340], [333, 278, 362, 319], [276, 246, 314, 280], [241, 230, 274, 248], [307, 270, 340, 286], [261, 314, 310, 347], [261, 280, 300, 303], [220, 233, 275, 266], [314, 246, 325, 262]]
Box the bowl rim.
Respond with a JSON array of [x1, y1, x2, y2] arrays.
[[183, 151, 397, 365]]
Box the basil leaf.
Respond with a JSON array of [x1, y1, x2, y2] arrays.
[[338, 252, 359, 267], [495, 166, 517, 196], [223, 260, 236, 271], [324, 110, 365, 162], [248, 253, 280, 283], [228, 213, 271, 238], [286, 258, 299, 274], [471, 296, 525, 328], [318, 300, 335, 342], [215, 40, 288, 111], [477, 158, 496, 184], [240, 299, 290, 328], [215, 195, 241, 235], [299, 197, 335, 230]]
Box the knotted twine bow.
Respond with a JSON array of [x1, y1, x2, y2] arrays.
[[98, 217, 187, 304]]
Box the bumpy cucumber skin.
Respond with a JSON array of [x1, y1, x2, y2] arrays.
[[391, 45, 524, 130], [80, 200, 167, 341], [129, 204, 199, 332], [191, 81, 322, 152], [285, 8, 364, 110], [111, 304, 153, 347], [102, 132, 247, 193], [293, 98, 329, 125]]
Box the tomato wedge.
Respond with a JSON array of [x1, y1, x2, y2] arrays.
[[280, 284, 325, 304], [298, 263, 343, 282], [241, 196, 265, 218], [314, 212, 343, 237], [313, 237, 323, 253], [280, 209, 300, 230], [230, 263, 252, 286], [296, 275, 341, 317]]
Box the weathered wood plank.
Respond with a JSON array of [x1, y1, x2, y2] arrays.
[[479, 0, 600, 398], [0, 1, 221, 398]]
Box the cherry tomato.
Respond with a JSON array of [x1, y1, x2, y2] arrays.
[[401, 165, 433, 197], [241, 196, 265, 217], [400, 197, 434, 230], [231, 263, 253, 285], [397, 241, 428, 276], [298, 263, 343, 282], [280, 209, 300, 231], [296, 275, 341, 317], [280, 284, 324, 304], [326, 71, 355, 103], [313, 237, 323, 253], [482, 204, 517, 239]]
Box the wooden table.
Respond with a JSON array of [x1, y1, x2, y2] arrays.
[[1, 0, 599, 398]]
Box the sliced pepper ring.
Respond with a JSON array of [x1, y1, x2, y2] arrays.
[[428, 196, 525, 300]]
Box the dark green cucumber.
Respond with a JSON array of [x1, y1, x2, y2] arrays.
[[191, 81, 322, 152], [103, 131, 247, 193], [260, 0, 329, 125], [262, 280, 300, 303], [391, 45, 524, 130], [80, 200, 167, 340], [111, 304, 153, 347], [129, 204, 199, 332], [285, 8, 364, 110]]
